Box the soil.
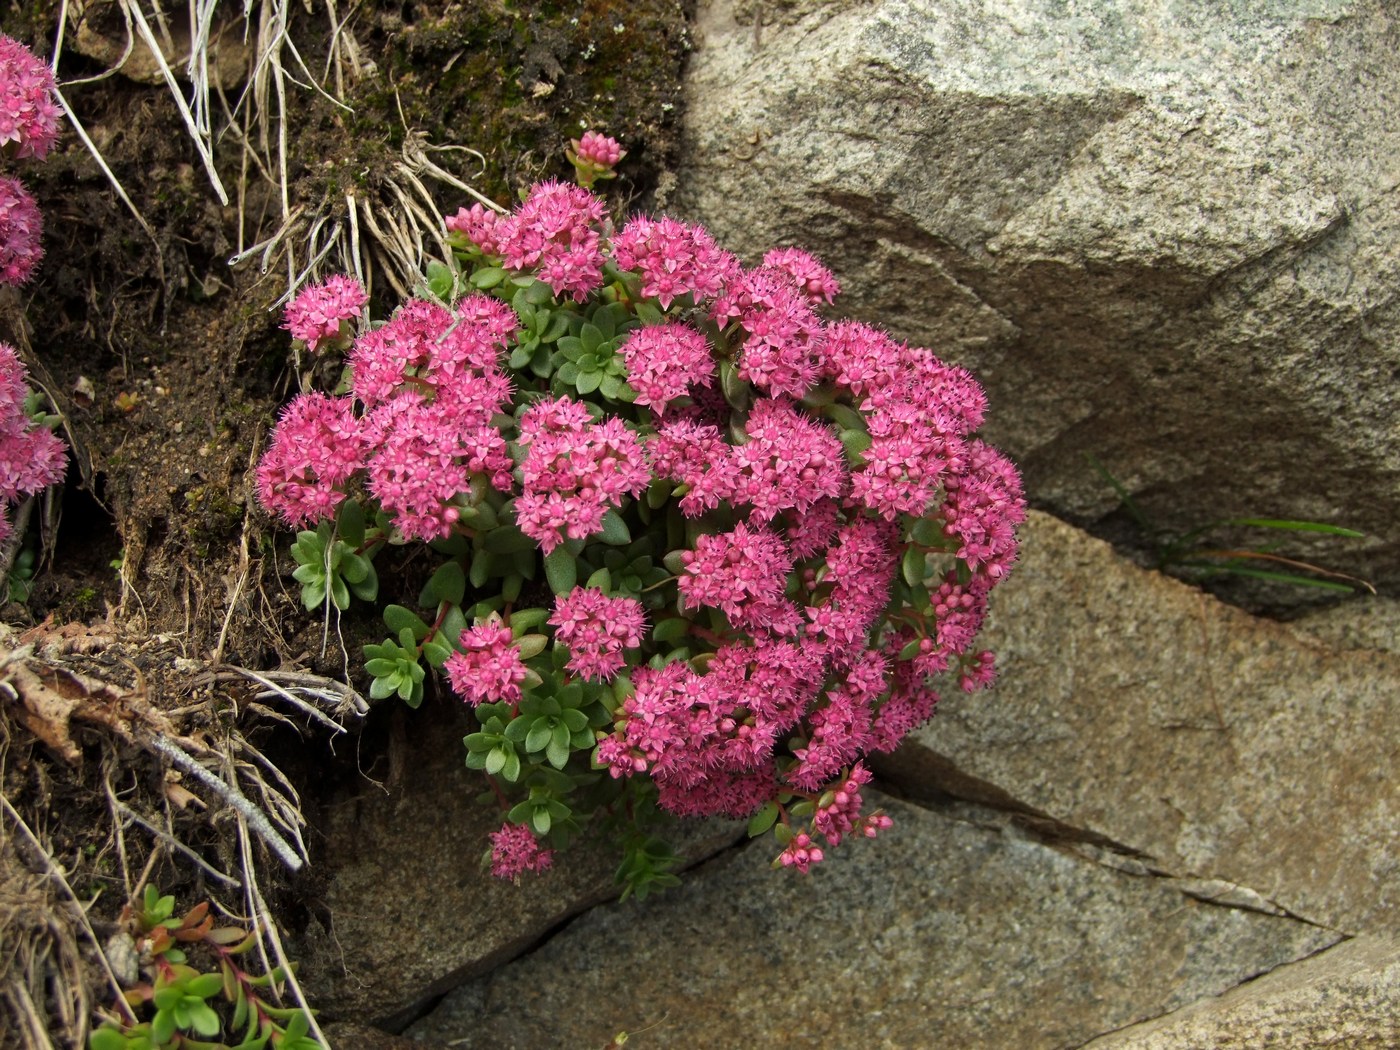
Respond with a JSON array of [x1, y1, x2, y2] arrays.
[[0, 0, 691, 1043]]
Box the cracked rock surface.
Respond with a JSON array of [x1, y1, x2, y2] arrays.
[[1083, 936, 1400, 1048], [407, 792, 1336, 1048], [877, 511, 1400, 936]]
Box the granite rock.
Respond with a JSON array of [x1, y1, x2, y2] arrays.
[[292, 702, 743, 1026], [1084, 935, 1400, 1049], [408, 793, 1336, 1049], [876, 511, 1400, 934], [674, 0, 1400, 602]]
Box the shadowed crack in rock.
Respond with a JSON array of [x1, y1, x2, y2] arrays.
[[870, 762, 1341, 933]]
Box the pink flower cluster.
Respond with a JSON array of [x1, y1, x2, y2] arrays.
[[0, 342, 67, 542], [0, 37, 57, 288], [568, 130, 626, 189], [457, 181, 608, 301], [261, 169, 1027, 880], [258, 292, 518, 538], [617, 322, 714, 409], [0, 41, 65, 539], [445, 621, 529, 706], [283, 274, 368, 353], [514, 396, 649, 554], [488, 821, 554, 881], [549, 586, 646, 681], [0, 176, 41, 285], [0, 35, 61, 161], [610, 215, 737, 309], [573, 130, 624, 169]]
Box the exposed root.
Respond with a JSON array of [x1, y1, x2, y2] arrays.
[[0, 621, 369, 1045]]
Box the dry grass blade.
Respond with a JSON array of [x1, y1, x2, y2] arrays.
[[1, 793, 123, 1045], [119, 0, 229, 204], [237, 822, 332, 1050]]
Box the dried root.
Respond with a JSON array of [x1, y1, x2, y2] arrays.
[[0, 621, 367, 1046]]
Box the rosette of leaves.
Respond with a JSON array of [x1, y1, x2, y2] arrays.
[[88, 885, 319, 1050], [552, 301, 638, 402], [288, 501, 379, 611]]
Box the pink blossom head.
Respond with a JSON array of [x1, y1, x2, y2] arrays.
[[445, 620, 529, 706], [549, 587, 646, 680], [488, 821, 555, 881], [283, 274, 368, 353], [761, 247, 840, 305], [0, 176, 42, 285], [610, 216, 740, 310], [569, 131, 626, 188], [0, 342, 67, 506], [0, 423, 66, 502], [0, 36, 61, 160], [494, 180, 607, 301], [255, 392, 365, 527], [618, 322, 715, 410], [446, 203, 505, 256], [0, 341, 28, 420]]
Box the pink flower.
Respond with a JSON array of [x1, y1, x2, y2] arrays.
[[549, 587, 646, 680], [677, 522, 794, 628], [445, 621, 529, 706], [364, 393, 510, 542], [515, 397, 650, 553], [780, 499, 841, 560], [811, 762, 873, 847], [255, 393, 365, 527], [446, 203, 504, 255], [0, 343, 66, 509], [610, 216, 739, 309], [0, 35, 61, 160], [0, 176, 42, 285], [573, 130, 624, 168], [958, 650, 997, 693], [730, 397, 846, 522], [845, 341, 991, 520], [822, 320, 902, 399], [777, 831, 824, 872], [761, 247, 840, 305], [618, 322, 715, 410], [647, 419, 737, 518], [282, 274, 367, 353], [488, 821, 555, 880], [714, 267, 826, 399], [868, 663, 939, 753], [788, 682, 874, 791], [942, 440, 1025, 581], [494, 180, 607, 301]]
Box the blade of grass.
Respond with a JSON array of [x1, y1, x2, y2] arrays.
[[1219, 518, 1365, 538], [1179, 563, 1358, 592], [1183, 548, 1375, 592], [1084, 454, 1155, 535]]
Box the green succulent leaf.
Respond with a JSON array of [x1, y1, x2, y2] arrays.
[[747, 801, 781, 838], [544, 546, 577, 595], [420, 561, 467, 607]]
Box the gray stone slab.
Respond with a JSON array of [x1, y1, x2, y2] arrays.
[[408, 792, 1336, 1049], [876, 511, 1400, 935], [293, 703, 742, 1024], [1084, 936, 1400, 1049]]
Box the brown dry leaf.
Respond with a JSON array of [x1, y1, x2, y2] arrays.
[[1, 664, 84, 764], [0, 661, 141, 765]]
